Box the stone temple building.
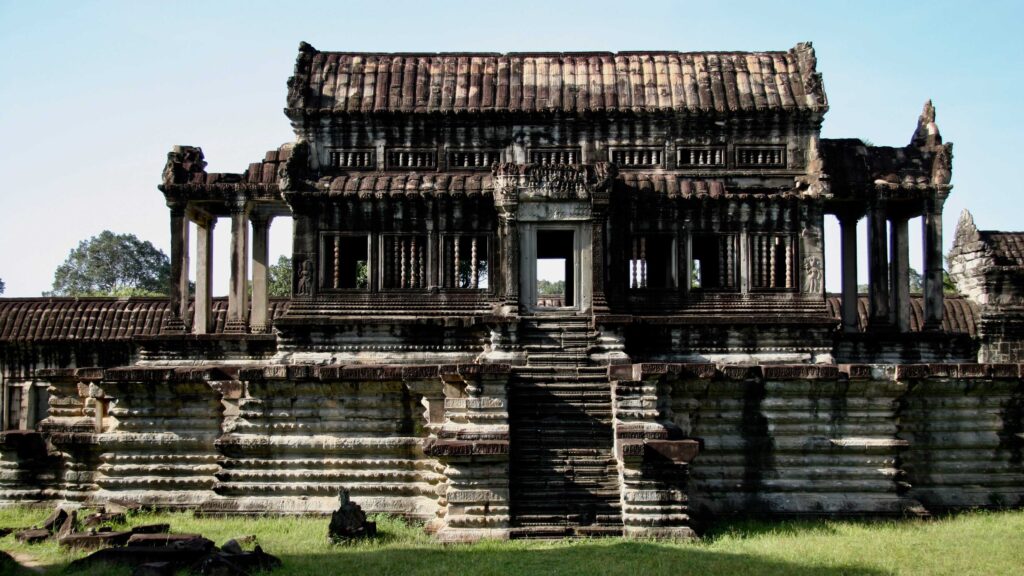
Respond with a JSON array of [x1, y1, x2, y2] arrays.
[[1, 42, 1022, 540]]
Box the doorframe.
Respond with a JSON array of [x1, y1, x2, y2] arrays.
[[520, 222, 591, 315]]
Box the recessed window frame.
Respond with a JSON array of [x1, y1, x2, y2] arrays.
[[446, 148, 502, 170], [328, 148, 377, 170], [440, 232, 493, 292], [676, 145, 727, 169], [379, 233, 430, 291], [734, 145, 787, 169], [319, 231, 372, 292], [748, 233, 799, 292], [528, 147, 582, 165], [627, 233, 677, 290], [385, 148, 439, 171], [609, 146, 666, 169], [689, 232, 739, 292]]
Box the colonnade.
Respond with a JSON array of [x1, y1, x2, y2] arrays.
[[163, 200, 276, 335], [836, 198, 945, 333]]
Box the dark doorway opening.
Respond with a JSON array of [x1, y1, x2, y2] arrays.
[[536, 229, 575, 308]]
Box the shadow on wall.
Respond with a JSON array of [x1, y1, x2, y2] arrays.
[[271, 543, 887, 576]]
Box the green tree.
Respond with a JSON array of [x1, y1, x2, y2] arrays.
[[537, 279, 565, 295], [46, 231, 170, 296], [0, 277, 5, 295], [268, 255, 292, 297]]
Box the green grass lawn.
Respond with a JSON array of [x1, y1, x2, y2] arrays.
[[1, 508, 1022, 576]]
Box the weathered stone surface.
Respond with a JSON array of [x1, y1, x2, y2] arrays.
[[15, 528, 50, 544]]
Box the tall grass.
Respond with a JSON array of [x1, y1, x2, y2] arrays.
[[1, 508, 1022, 575]]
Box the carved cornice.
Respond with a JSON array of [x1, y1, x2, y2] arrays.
[[492, 162, 617, 206]]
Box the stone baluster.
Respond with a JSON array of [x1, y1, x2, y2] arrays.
[[890, 215, 911, 332], [193, 215, 216, 334], [225, 199, 251, 333], [923, 197, 946, 330], [471, 237, 479, 289], [250, 212, 273, 334]]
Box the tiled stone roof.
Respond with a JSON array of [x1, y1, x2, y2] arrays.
[[616, 174, 804, 199], [287, 43, 827, 116], [0, 296, 978, 342], [979, 232, 1024, 267], [825, 295, 979, 336], [0, 298, 289, 342]]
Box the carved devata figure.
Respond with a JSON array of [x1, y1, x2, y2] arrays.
[[296, 259, 314, 296], [803, 256, 823, 293]]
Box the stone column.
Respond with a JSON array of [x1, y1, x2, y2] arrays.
[[162, 202, 188, 333], [591, 213, 608, 313], [225, 200, 251, 333], [890, 216, 911, 332], [193, 217, 215, 334], [499, 213, 519, 311], [838, 212, 860, 333], [738, 229, 749, 294], [249, 213, 273, 334], [923, 197, 946, 330], [867, 202, 891, 329]]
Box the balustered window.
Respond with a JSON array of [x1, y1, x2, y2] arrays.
[[321, 234, 370, 290], [690, 234, 737, 291], [447, 150, 501, 170], [382, 235, 429, 289], [386, 149, 438, 170], [735, 146, 786, 168], [611, 148, 664, 168], [750, 234, 797, 290], [330, 149, 376, 170], [529, 148, 581, 165], [628, 235, 675, 289], [442, 234, 490, 290], [677, 146, 726, 168]]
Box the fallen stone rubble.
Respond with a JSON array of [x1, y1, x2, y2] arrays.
[[3, 505, 281, 575]]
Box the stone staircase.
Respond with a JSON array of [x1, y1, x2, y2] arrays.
[[508, 315, 623, 538]]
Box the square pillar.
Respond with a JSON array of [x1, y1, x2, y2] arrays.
[[499, 212, 519, 311], [890, 216, 911, 332], [923, 198, 945, 330], [225, 200, 251, 333], [867, 203, 891, 329], [250, 213, 273, 334], [193, 217, 215, 334], [162, 202, 189, 334], [838, 212, 861, 333], [591, 213, 608, 313]]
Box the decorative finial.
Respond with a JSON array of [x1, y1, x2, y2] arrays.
[[912, 99, 942, 148]]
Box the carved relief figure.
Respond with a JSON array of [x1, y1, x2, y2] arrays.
[[803, 256, 823, 293], [296, 259, 314, 296]]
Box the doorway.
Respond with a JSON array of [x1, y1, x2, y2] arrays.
[[535, 229, 576, 310]]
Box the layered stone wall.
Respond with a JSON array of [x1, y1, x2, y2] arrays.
[[0, 363, 511, 539], [616, 363, 1024, 527]]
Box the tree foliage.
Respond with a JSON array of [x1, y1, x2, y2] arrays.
[[47, 231, 170, 296], [269, 256, 292, 297], [537, 279, 565, 295], [0, 277, 5, 295]]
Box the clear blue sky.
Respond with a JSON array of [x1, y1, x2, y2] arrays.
[[1, 0, 1021, 297]]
